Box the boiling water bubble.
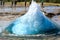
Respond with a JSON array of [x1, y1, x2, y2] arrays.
[[6, 1, 60, 35]]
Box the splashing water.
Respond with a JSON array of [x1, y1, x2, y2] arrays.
[[6, 1, 60, 35]]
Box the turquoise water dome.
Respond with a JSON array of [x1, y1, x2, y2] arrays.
[[6, 0, 60, 35]]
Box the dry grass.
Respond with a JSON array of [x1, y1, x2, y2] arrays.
[[43, 2, 60, 6], [4, 2, 60, 7]]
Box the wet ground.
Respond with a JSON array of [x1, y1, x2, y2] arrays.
[[44, 6, 60, 14], [0, 6, 60, 13], [0, 7, 28, 13]]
